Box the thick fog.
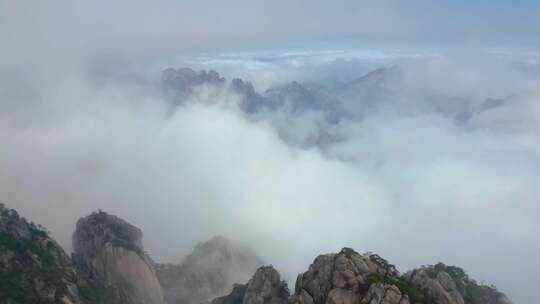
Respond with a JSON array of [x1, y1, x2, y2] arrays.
[[1, 1, 540, 303]]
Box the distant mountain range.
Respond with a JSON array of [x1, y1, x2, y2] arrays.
[[160, 66, 513, 148]]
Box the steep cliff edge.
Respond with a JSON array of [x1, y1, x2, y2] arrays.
[[72, 211, 163, 304]]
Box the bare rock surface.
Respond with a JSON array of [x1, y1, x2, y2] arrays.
[[0, 203, 515, 304], [290, 248, 411, 304], [73, 210, 163, 304], [211, 265, 289, 304], [290, 248, 514, 304], [405, 263, 513, 304]]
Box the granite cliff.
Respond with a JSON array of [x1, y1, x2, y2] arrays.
[[72, 211, 163, 304], [0, 205, 514, 304]]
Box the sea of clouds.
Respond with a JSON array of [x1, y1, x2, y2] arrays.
[[1, 46, 539, 303], [2, 1, 540, 302]]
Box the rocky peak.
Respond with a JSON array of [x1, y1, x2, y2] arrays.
[[161, 67, 226, 103], [162, 67, 225, 87], [242, 266, 289, 304], [211, 265, 289, 304], [337, 65, 405, 118], [343, 66, 404, 90], [291, 248, 390, 304], [264, 81, 318, 112], [230, 78, 265, 113], [405, 263, 512, 304], [290, 248, 459, 304], [0, 204, 515, 304], [231, 78, 256, 96], [156, 236, 263, 304], [73, 210, 163, 304], [289, 247, 513, 304], [211, 284, 248, 304], [0, 203, 84, 303], [183, 236, 261, 272], [73, 210, 144, 258]]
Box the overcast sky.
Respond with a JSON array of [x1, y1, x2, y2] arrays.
[[2, 0, 540, 67], [1, 1, 540, 304]]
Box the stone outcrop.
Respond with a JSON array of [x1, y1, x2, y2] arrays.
[[290, 248, 413, 304], [0, 204, 515, 304], [0, 203, 84, 304], [405, 263, 512, 304], [156, 236, 263, 304], [211, 265, 289, 304], [72, 211, 163, 304], [289, 249, 514, 304]]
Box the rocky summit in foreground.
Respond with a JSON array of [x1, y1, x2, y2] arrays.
[[0, 205, 513, 304], [216, 248, 513, 304], [0, 203, 85, 304], [405, 263, 512, 304], [288, 248, 512, 304], [0, 204, 117, 304], [72, 211, 163, 304]]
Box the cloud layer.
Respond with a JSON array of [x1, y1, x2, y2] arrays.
[[2, 48, 540, 303], [2, 1, 540, 303]]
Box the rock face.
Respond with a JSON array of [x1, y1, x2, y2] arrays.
[[289, 249, 514, 304], [290, 248, 405, 304], [72, 211, 163, 304], [405, 263, 512, 304], [211, 265, 289, 304], [156, 236, 263, 304], [290, 248, 413, 304], [0, 203, 84, 304], [0, 203, 515, 304]]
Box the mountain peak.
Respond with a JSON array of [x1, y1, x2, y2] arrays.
[[73, 210, 144, 255], [0, 203, 84, 303], [211, 265, 289, 304], [156, 235, 264, 304], [73, 210, 163, 304]]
